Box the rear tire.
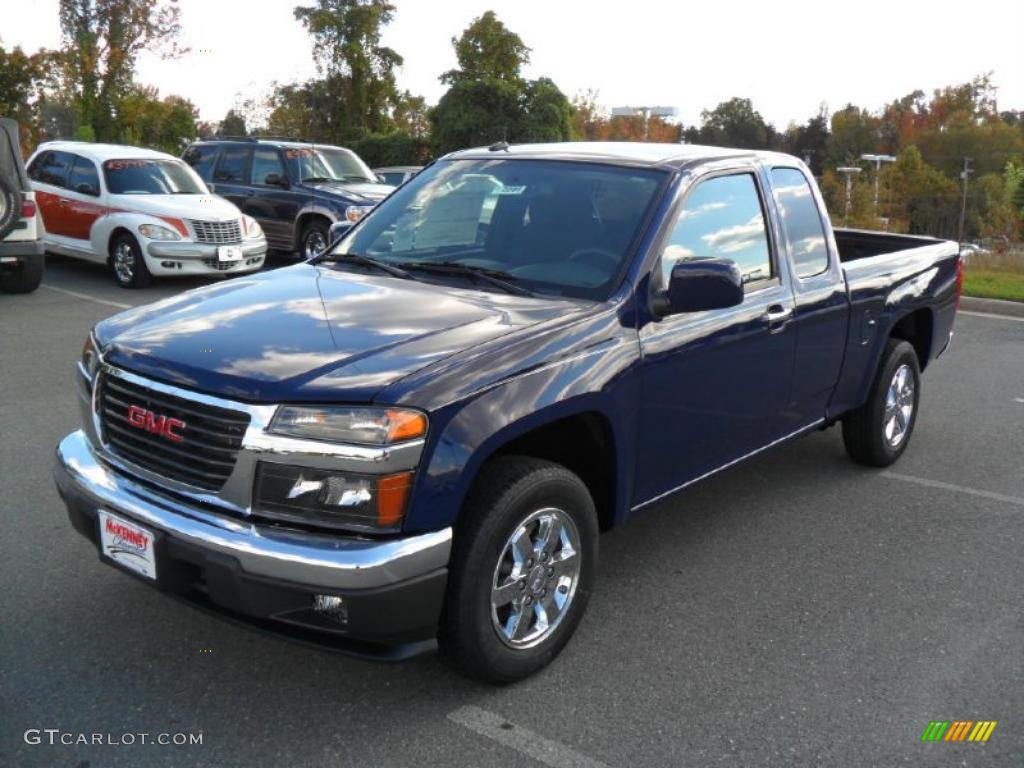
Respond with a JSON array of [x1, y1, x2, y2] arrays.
[[0, 255, 44, 294], [0, 174, 21, 240], [842, 339, 920, 467], [110, 233, 151, 289], [439, 456, 598, 684]]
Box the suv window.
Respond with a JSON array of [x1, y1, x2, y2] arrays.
[[661, 172, 772, 288], [29, 151, 74, 188], [182, 144, 220, 181], [67, 155, 100, 196], [250, 147, 285, 186], [213, 145, 251, 183], [771, 167, 829, 279]]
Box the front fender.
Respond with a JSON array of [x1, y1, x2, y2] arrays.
[[404, 338, 642, 533], [90, 211, 189, 258]]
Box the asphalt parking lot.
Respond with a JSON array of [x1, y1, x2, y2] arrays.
[[2, 255, 1022, 767]]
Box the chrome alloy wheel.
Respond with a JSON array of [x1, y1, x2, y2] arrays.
[[884, 363, 915, 447], [113, 241, 136, 284], [304, 229, 328, 259], [490, 507, 581, 649]]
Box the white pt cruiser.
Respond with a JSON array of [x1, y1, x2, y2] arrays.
[[27, 141, 268, 287]]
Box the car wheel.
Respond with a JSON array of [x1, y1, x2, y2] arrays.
[[440, 456, 598, 684], [301, 219, 331, 260], [0, 174, 21, 240], [842, 339, 921, 467], [0, 255, 44, 294], [110, 233, 152, 289]]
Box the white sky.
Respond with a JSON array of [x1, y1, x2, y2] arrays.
[[6, 0, 1024, 128]]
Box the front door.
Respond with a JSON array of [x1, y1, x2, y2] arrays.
[[635, 168, 797, 506]]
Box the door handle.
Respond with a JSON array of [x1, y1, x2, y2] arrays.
[[765, 304, 793, 331]]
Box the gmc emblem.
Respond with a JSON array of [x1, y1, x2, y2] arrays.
[[126, 405, 186, 443]]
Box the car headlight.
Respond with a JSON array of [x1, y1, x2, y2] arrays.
[[242, 215, 263, 239], [81, 331, 101, 384], [269, 406, 427, 446], [253, 463, 414, 532], [137, 223, 181, 241], [345, 205, 373, 224]]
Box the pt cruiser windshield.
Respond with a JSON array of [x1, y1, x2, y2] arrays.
[[332, 159, 666, 300]]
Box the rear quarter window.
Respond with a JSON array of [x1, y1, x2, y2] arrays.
[[770, 167, 830, 279]]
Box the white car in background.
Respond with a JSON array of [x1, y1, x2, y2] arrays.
[[26, 141, 267, 288]]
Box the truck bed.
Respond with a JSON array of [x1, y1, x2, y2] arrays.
[[834, 228, 949, 263]]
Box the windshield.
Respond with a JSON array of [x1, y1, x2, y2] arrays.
[[103, 159, 205, 195], [283, 146, 375, 183], [334, 159, 666, 300]]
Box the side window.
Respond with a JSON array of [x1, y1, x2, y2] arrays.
[[213, 145, 251, 183], [32, 151, 73, 188], [771, 167, 829, 279], [250, 148, 285, 186], [182, 145, 220, 181], [67, 155, 100, 196], [662, 173, 772, 287]]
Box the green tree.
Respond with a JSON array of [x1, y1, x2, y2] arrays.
[[824, 105, 879, 168], [0, 45, 52, 149], [115, 87, 197, 152], [293, 0, 403, 138], [781, 106, 829, 174], [887, 146, 959, 237], [218, 109, 247, 137], [441, 10, 530, 85], [57, 0, 185, 141], [696, 98, 773, 149], [431, 12, 571, 154]]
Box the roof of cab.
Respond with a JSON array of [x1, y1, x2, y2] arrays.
[[34, 141, 179, 163], [444, 141, 798, 170]]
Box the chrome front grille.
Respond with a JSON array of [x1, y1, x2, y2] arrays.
[[189, 218, 242, 244], [97, 372, 250, 492]]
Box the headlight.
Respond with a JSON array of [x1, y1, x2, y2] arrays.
[[81, 332, 100, 383], [137, 223, 181, 241], [269, 406, 427, 446], [242, 215, 263, 239], [254, 463, 413, 532], [345, 205, 373, 224]]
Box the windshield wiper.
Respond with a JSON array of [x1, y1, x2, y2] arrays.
[[315, 251, 412, 279], [397, 260, 536, 297]]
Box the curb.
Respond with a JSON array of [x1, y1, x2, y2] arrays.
[[959, 296, 1024, 318]]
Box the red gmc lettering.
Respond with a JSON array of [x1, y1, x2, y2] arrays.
[[126, 405, 186, 443]]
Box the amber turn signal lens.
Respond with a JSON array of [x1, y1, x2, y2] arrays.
[[377, 471, 414, 527], [386, 410, 427, 442]]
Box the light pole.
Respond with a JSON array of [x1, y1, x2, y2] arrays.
[[611, 106, 677, 140], [860, 153, 896, 218], [957, 157, 973, 244], [837, 167, 863, 226]]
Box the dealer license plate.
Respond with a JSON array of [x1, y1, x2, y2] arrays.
[[217, 245, 243, 263], [98, 510, 157, 580]]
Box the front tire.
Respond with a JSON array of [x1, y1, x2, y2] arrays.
[[300, 219, 331, 260], [440, 456, 599, 684], [842, 339, 920, 467], [110, 233, 151, 289]]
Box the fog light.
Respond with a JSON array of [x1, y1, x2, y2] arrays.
[[312, 594, 348, 624]]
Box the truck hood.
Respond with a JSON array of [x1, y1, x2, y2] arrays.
[[109, 193, 242, 222], [306, 180, 393, 203], [97, 263, 580, 402]]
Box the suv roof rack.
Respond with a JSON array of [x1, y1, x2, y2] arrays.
[[212, 135, 257, 142]]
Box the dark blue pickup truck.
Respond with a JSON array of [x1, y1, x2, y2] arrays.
[[55, 142, 962, 682]]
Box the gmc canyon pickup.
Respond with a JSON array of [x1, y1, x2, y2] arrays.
[[54, 142, 961, 683]]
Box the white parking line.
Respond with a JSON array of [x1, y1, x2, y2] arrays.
[[448, 705, 613, 768], [40, 283, 131, 310], [959, 310, 1024, 323], [881, 472, 1024, 507]]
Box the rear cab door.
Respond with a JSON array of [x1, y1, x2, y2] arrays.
[[209, 144, 253, 212], [634, 160, 798, 505], [246, 145, 296, 250], [763, 164, 850, 430]]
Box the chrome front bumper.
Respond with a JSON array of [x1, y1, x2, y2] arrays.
[[54, 429, 452, 590], [146, 239, 267, 260]]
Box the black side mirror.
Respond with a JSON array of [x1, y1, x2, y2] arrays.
[[75, 182, 98, 196], [652, 258, 745, 318], [375, 173, 387, 184], [265, 173, 287, 188]]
